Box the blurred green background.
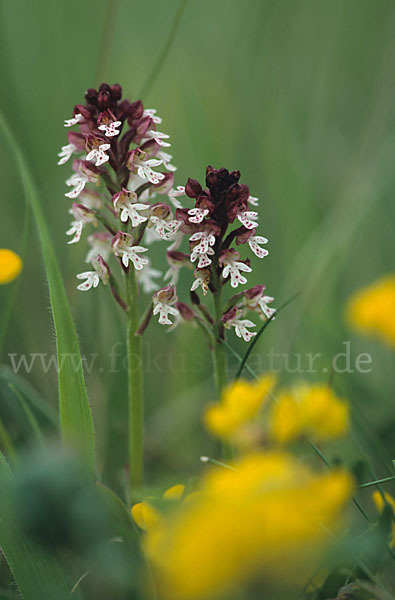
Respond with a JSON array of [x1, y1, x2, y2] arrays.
[[1, 0, 394, 488]]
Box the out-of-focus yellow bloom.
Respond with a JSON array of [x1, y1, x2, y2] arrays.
[[204, 374, 276, 440], [372, 490, 395, 548], [344, 275, 395, 347], [145, 452, 353, 600], [131, 502, 160, 531], [131, 484, 186, 531], [0, 249, 22, 284], [271, 383, 348, 443]]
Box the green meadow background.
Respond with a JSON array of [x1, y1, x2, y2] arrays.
[[0, 0, 394, 487]]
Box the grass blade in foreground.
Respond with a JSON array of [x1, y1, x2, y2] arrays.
[[0, 111, 95, 471], [0, 452, 74, 600]]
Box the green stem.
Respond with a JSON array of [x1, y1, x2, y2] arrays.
[[125, 267, 144, 496], [212, 284, 228, 399]]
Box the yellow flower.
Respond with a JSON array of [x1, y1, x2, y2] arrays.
[[271, 382, 349, 443], [344, 274, 395, 347], [145, 452, 353, 600], [204, 374, 276, 440], [0, 249, 22, 284], [372, 490, 395, 548], [131, 484, 186, 531]]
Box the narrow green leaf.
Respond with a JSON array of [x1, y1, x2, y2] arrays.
[[0, 452, 74, 600], [8, 383, 46, 449], [0, 111, 95, 471]]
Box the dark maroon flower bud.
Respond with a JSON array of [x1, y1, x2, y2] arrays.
[[195, 194, 215, 213], [176, 302, 195, 321], [140, 138, 160, 157], [222, 306, 238, 325], [230, 170, 241, 184], [185, 178, 202, 198], [85, 88, 98, 104], [235, 226, 254, 245], [245, 285, 266, 301], [97, 90, 111, 110], [110, 83, 122, 101], [116, 99, 132, 120], [134, 116, 151, 140], [99, 83, 111, 93], [73, 104, 91, 120], [128, 100, 144, 122]]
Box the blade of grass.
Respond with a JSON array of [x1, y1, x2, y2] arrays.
[[139, 0, 188, 99], [0, 451, 77, 600], [8, 383, 45, 449], [0, 366, 58, 427], [234, 290, 301, 380], [0, 110, 95, 472]]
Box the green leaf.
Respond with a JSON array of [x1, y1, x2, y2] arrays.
[[0, 452, 75, 600], [0, 111, 95, 471]]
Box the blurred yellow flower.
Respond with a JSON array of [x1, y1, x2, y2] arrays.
[[204, 374, 276, 440], [271, 383, 348, 443], [131, 484, 186, 531], [344, 275, 395, 347], [372, 490, 395, 548], [145, 452, 353, 600], [0, 249, 22, 284]]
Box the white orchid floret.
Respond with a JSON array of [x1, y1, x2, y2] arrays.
[[219, 249, 251, 288], [168, 186, 185, 209], [64, 113, 83, 127], [66, 203, 97, 245], [188, 208, 209, 224], [248, 234, 269, 258], [190, 246, 214, 269], [98, 120, 122, 137], [65, 172, 89, 199], [127, 149, 165, 185], [113, 188, 148, 227], [149, 203, 180, 241], [158, 151, 177, 172], [243, 285, 276, 320], [190, 268, 211, 296], [138, 263, 162, 294], [223, 307, 257, 342], [86, 142, 111, 167], [143, 108, 162, 124], [152, 286, 179, 326], [248, 195, 259, 207], [85, 232, 112, 263], [144, 129, 171, 147], [112, 231, 149, 270], [189, 227, 217, 268], [236, 210, 259, 230], [76, 256, 110, 291], [57, 143, 77, 165]]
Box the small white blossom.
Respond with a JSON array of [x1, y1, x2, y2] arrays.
[[189, 230, 216, 254], [248, 235, 269, 258], [150, 215, 180, 241], [134, 154, 165, 185], [237, 210, 259, 230], [220, 251, 251, 288], [188, 208, 209, 224], [152, 287, 179, 326], [190, 270, 210, 295], [143, 108, 162, 124], [190, 247, 214, 269], [65, 173, 89, 199], [113, 190, 148, 227], [98, 120, 122, 137], [248, 195, 259, 207], [158, 151, 177, 172], [112, 233, 149, 270], [144, 130, 170, 147], [66, 204, 97, 245], [57, 143, 77, 165], [64, 113, 83, 127], [86, 143, 111, 167], [168, 186, 185, 209], [259, 295, 276, 319], [76, 257, 109, 291], [224, 308, 257, 342]]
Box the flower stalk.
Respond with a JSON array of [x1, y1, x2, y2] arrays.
[[125, 265, 144, 494]]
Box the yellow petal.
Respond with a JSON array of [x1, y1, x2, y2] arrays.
[[0, 249, 22, 285], [163, 484, 185, 501]]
